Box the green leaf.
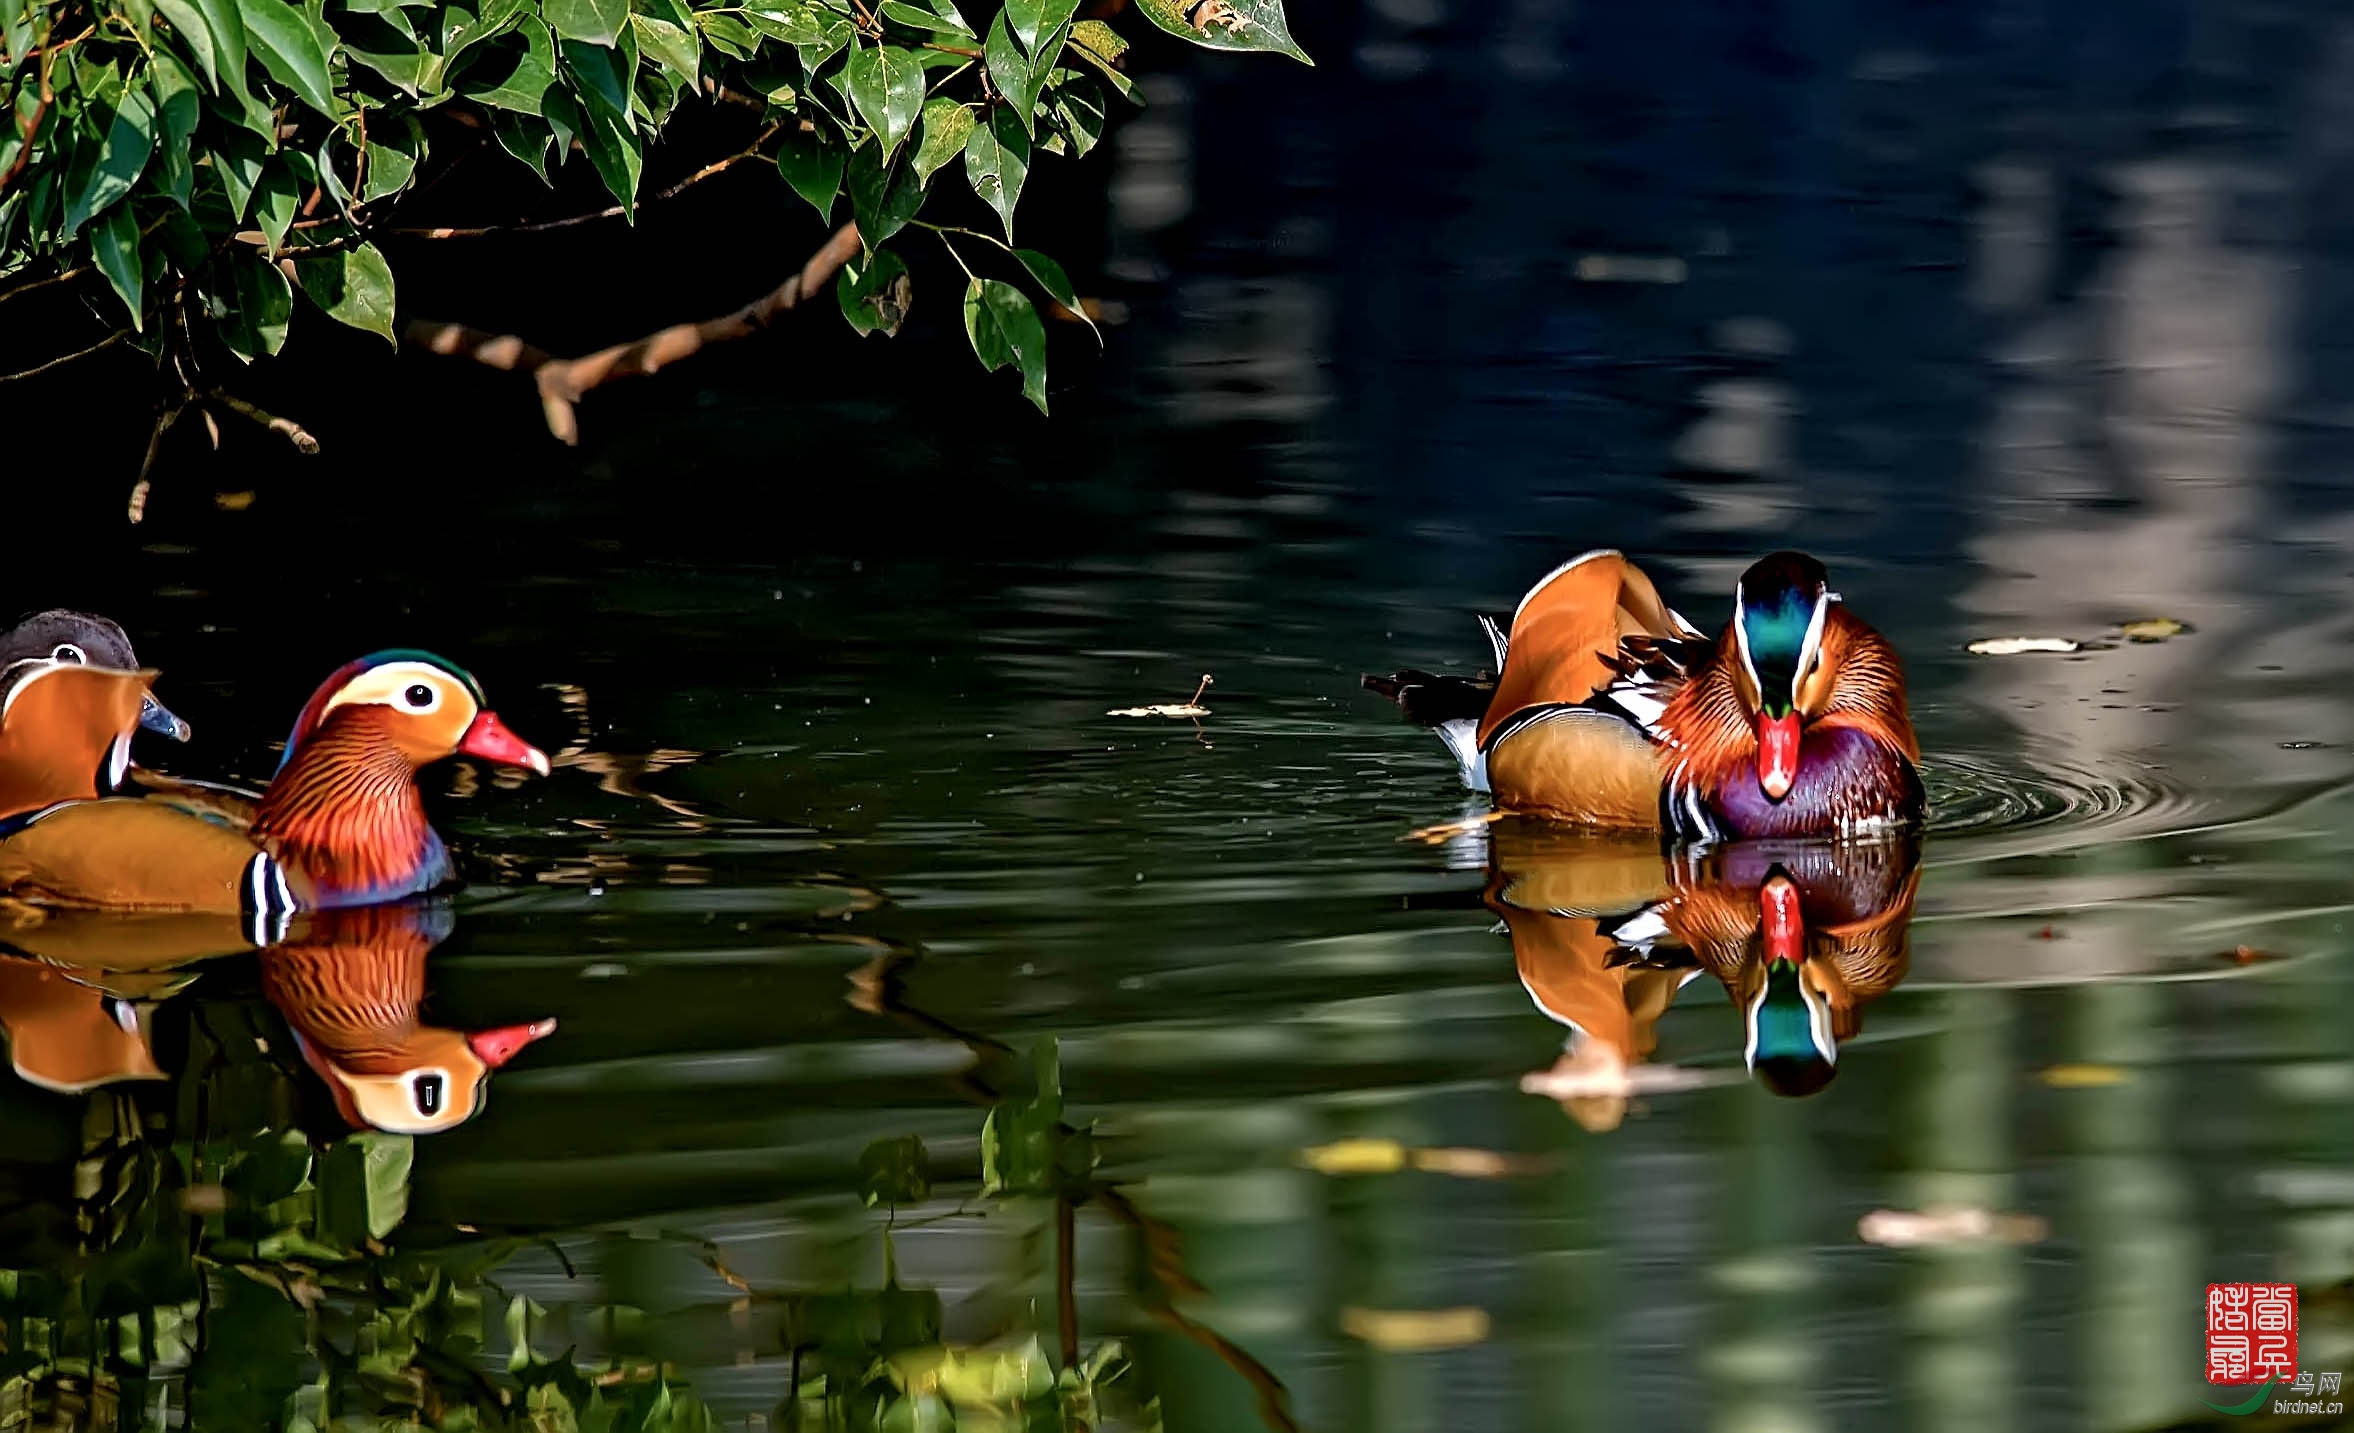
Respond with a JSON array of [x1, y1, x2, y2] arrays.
[[962, 277, 1046, 413], [910, 98, 972, 184], [855, 1133, 930, 1203], [963, 103, 1026, 242], [1068, 18, 1126, 63], [456, 21, 556, 113], [239, 0, 341, 117], [1014, 246, 1095, 342], [89, 204, 144, 329], [62, 88, 157, 239], [1005, 0, 1079, 57], [294, 240, 397, 343], [541, 0, 627, 46], [561, 37, 636, 129], [251, 159, 299, 252], [209, 125, 268, 220], [1131, 0, 1309, 63], [878, 1, 967, 35], [220, 248, 292, 359], [489, 109, 552, 181], [315, 1132, 412, 1245], [845, 43, 924, 162], [342, 16, 432, 95], [442, 0, 531, 69], [630, 13, 698, 87], [773, 125, 842, 222], [1040, 69, 1105, 156], [572, 90, 642, 211], [982, 12, 1031, 137], [155, 0, 253, 105], [149, 50, 203, 208], [845, 139, 920, 245], [1065, 19, 1133, 97], [361, 115, 423, 202]]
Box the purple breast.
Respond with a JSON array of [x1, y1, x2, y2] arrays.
[[1705, 724, 1923, 839]]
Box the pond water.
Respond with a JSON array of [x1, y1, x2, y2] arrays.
[[12, 0, 2354, 1429]]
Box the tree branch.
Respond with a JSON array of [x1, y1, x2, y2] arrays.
[[385, 124, 782, 240], [125, 403, 188, 525], [404, 222, 861, 444], [0, 326, 129, 383], [209, 389, 320, 454], [0, 16, 62, 196]]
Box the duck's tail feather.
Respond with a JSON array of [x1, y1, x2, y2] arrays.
[[1362, 670, 1496, 792]]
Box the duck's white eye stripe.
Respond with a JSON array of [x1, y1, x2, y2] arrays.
[[51, 644, 85, 664]]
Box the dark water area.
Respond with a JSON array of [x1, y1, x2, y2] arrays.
[[9, 0, 2354, 1429]]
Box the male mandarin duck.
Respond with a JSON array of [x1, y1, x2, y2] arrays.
[[1366, 550, 1923, 839], [0, 650, 547, 931], [259, 902, 552, 1134], [1496, 826, 1918, 1111]]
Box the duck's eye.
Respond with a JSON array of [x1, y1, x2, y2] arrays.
[[402, 683, 435, 710], [414, 1072, 445, 1115], [51, 644, 85, 665]]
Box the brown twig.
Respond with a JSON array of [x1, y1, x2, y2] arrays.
[[125, 403, 189, 525], [208, 389, 320, 454], [0, 327, 130, 383], [0, 262, 90, 306], [0, 15, 63, 196], [385, 125, 783, 240], [404, 221, 861, 444]]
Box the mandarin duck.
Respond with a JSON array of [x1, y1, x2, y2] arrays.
[[0, 954, 168, 1095], [1366, 550, 1923, 839], [259, 902, 553, 1134], [0, 651, 547, 932], [1500, 829, 1920, 1109], [0, 609, 190, 746]]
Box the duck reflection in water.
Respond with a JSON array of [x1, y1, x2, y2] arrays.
[[1490, 824, 1919, 1129], [0, 901, 552, 1133], [260, 901, 554, 1135]]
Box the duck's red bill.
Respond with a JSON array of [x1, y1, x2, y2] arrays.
[[1757, 713, 1801, 800], [1761, 875, 1805, 965], [468, 1018, 557, 1068], [459, 710, 551, 776]]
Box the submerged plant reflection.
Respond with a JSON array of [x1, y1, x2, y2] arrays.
[[1495, 826, 1919, 1127], [0, 907, 1162, 1431]]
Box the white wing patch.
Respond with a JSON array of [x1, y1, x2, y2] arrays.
[[1435, 718, 1490, 793], [1477, 614, 1510, 672]]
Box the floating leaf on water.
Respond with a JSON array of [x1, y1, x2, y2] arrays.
[[2039, 1063, 2127, 1089], [2120, 617, 2188, 642], [1856, 1206, 2048, 1248], [2220, 944, 2282, 966], [1298, 1138, 1406, 1176], [1339, 1306, 1490, 1351], [1409, 1147, 1538, 1179], [1966, 636, 2080, 656], [1106, 673, 1212, 718]]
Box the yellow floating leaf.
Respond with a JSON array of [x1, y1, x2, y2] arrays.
[[2120, 617, 2187, 642], [1340, 1306, 1491, 1351], [1408, 1147, 1526, 1179], [2039, 1063, 2128, 1088], [1857, 1206, 2048, 1248], [1966, 636, 2080, 655], [213, 490, 257, 511], [1299, 1138, 1407, 1176]]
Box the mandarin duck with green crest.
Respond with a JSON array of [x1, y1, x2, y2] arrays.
[[0, 650, 547, 933], [1366, 550, 1922, 838]]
